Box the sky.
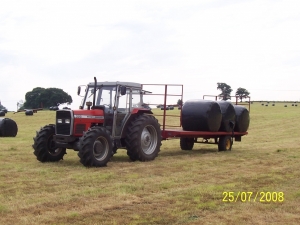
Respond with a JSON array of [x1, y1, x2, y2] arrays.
[[1, 0, 300, 111]]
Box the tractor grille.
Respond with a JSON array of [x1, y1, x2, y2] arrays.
[[56, 110, 72, 135], [75, 124, 86, 135]]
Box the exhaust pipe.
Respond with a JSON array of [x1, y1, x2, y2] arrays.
[[93, 77, 97, 108]]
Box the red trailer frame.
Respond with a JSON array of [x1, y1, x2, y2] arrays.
[[141, 84, 249, 151]]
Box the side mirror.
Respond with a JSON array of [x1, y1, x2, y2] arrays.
[[77, 86, 81, 95], [120, 86, 126, 95]]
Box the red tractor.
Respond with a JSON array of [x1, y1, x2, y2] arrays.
[[32, 77, 161, 167]]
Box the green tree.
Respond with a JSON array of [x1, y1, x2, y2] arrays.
[[177, 99, 183, 106], [24, 87, 72, 108], [0, 101, 7, 112], [235, 87, 250, 102], [217, 82, 232, 100]]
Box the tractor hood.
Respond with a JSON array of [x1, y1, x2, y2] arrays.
[[72, 109, 104, 119], [71, 109, 105, 136]]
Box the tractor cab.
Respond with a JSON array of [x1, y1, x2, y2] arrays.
[[76, 80, 150, 138]]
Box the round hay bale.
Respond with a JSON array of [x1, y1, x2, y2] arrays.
[[265, 105, 268, 106], [182, 100, 222, 132], [0, 111, 5, 117], [295, 104, 298, 107], [261, 103, 264, 106], [272, 104, 275, 106], [25, 110, 33, 116], [284, 105, 287, 107], [233, 105, 250, 132], [217, 101, 236, 132], [0, 118, 18, 137]]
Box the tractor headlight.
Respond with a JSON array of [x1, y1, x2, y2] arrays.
[[57, 119, 62, 123], [65, 119, 70, 124]]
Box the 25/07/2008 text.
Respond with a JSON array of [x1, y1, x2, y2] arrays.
[[222, 192, 284, 203]]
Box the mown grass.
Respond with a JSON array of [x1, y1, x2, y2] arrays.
[[0, 102, 300, 224]]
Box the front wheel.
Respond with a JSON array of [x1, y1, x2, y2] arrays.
[[32, 125, 66, 162], [78, 127, 113, 167], [218, 136, 232, 151], [125, 114, 161, 161]]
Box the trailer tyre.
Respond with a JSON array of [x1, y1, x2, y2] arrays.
[[125, 114, 161, 161], [32, 125, 66, 162], [180, 137, 194, 150], [218, 136, 232, 151], [78, 127, 113, 167]]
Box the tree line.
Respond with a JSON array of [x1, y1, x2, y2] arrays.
[[217, 82, 250, 101]]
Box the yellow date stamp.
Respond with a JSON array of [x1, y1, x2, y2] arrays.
[[222, 191, 284, 203]]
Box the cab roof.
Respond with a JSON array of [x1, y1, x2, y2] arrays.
[[87, 81, 142, 88]]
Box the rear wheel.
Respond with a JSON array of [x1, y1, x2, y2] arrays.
[[78, 127, 113, 167], [180, 137, 194, 150], [32, 125, 66, 162], [218, 136, 232, 151], [125, 114, 161, 161]]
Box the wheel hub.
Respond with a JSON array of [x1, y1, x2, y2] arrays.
[[226, 139, 231, 150], [93, 138, 108, 161], [141, 126, 157, 155], [48, 136, 62, 156], [142, 130, 151, 147]]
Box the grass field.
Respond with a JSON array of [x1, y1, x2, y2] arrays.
[[0, 102, 300, 225]]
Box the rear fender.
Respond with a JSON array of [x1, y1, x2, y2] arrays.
[[120, 109, 152, 138], [131, 108, 152, 115]]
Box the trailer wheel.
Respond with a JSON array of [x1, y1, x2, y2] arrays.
[[33, 125, 66, 162], [180, 137, 194, 150], [218, 136, 232, 151], [78, 127, 113, 167], [125, 114, 161, 161]]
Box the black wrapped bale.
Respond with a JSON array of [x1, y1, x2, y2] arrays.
[[0, 111, 5, 117], [182, 100, 222, 132], [233, 105, 250, 132], [0, 118, 18, 137], [25, 110, 33, 116], [217, 101, 236, 132]]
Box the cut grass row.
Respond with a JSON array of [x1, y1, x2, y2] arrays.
[[0, 103, 299, 224]]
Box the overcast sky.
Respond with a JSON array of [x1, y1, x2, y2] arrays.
[[1, 0, 300, 110]]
